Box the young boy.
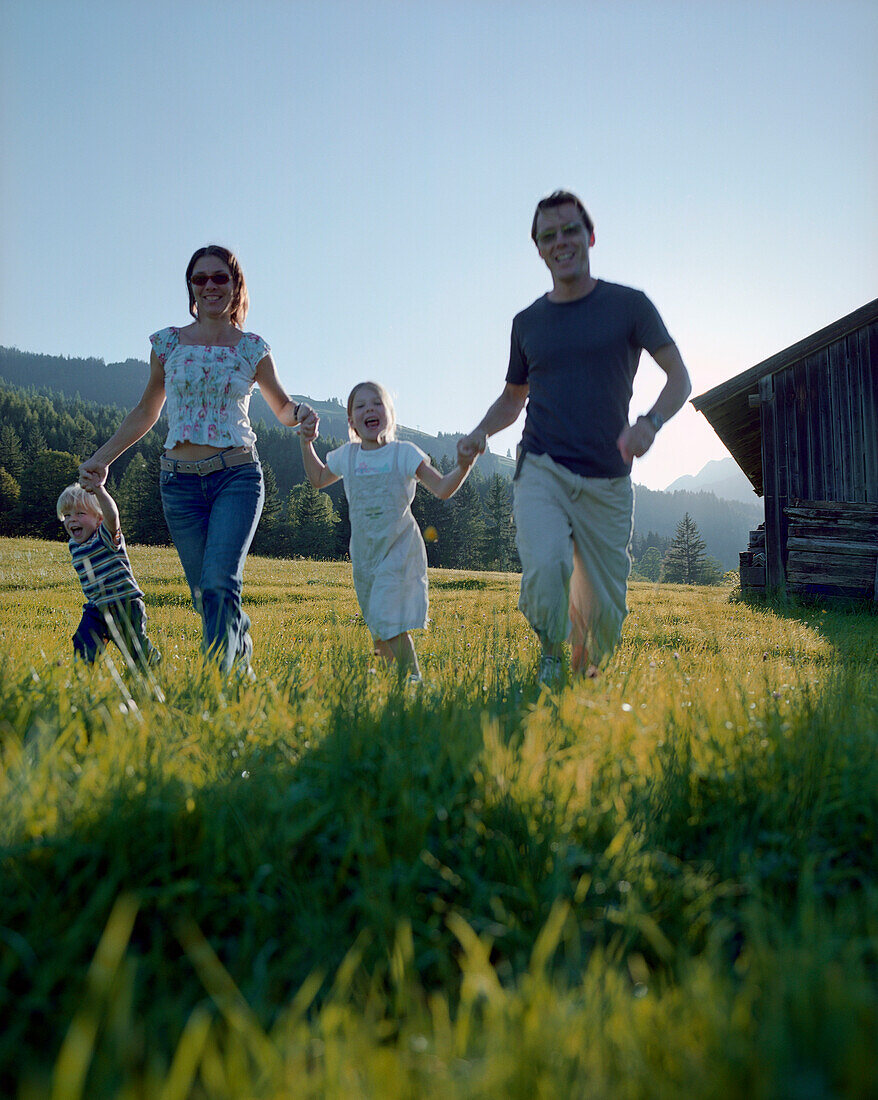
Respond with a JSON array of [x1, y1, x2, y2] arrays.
[[57, 480, 160, 667]]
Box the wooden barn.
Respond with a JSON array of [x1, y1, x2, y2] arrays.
[[691, 297, 878, 602]]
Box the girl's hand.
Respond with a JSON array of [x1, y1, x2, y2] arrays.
[[457, 430, 486, 464], [299, 409, 319, 442]]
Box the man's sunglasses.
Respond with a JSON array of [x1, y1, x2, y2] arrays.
[[190, 272, 231, 286], [535, 222, 586, 247]]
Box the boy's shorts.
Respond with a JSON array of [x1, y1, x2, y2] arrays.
[[73, 598, 160, 666]]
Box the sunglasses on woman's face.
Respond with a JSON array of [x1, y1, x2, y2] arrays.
[[190, 272, 231, 286]]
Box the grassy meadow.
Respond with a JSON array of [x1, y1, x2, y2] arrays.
[[1, 535, 876, 1098]]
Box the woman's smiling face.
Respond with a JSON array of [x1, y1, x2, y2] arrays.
[[189, 256, 234, 320]]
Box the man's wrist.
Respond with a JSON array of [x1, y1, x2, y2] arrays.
[[640, 411, 664, 432]]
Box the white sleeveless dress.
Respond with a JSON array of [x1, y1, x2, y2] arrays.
[[328, 441, 429, 640]]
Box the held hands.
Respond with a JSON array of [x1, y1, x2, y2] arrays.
[[298, 408, 319, 443], [78, 471, 110, 505], [457, 445, 478, 472], [78, 458, 108, 491], [617, 417, 657, 464], [457, 429, 487, 466]]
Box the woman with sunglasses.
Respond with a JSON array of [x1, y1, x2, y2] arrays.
[[80, 244, 311, 675]]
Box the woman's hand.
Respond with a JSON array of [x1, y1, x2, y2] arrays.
[[78, 458, 109, 489]]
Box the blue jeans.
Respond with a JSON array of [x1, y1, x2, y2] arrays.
[[160, 461, 264, 672], [73, 598, 159, 666]]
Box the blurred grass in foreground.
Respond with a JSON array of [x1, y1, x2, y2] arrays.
[[0, 536, 876, 1098]]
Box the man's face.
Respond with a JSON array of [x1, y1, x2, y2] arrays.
[[533, 202, 592, 284]]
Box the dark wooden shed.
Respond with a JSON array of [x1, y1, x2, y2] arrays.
[[691, 297, 878, 602]]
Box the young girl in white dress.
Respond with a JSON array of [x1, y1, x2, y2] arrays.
[[299, 381, 476, 679]]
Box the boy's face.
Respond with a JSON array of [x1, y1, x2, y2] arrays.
[[62, 507, 101, 544]]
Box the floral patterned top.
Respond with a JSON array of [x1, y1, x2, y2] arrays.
[[149, 326, 270, 449]]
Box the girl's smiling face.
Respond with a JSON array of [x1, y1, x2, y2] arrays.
[[349, 385, 389, 448]]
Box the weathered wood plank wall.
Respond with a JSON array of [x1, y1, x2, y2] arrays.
[[758, 320, 878, 592], [786, 501, 878, 600]]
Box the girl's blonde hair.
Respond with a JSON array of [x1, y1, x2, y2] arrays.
[[346, 381, 397, 444], [57, 484, 102, 521]]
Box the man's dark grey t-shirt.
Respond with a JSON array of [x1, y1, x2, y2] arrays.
[[506, 279, 673, 478]]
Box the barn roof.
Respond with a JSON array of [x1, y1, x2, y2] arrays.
[[691, 297, 878, 497]]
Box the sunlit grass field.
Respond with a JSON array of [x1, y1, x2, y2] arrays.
[[1, 535, 876, 1098]]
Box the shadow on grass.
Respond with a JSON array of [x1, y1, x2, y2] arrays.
[[0, 657, 575, 1091], [2, 629, 877, 1095], [736, 592, 878, 675]]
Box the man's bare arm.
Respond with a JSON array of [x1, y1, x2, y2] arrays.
[[457, 382, 529, 462], [617, 343, 692, 463]]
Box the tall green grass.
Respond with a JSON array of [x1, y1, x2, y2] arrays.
[[1, 537, 876, 1097]]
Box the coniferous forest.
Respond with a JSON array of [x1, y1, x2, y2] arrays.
[[0, 346, 763, 576]]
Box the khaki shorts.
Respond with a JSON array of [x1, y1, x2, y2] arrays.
[[513, 451, 634, 665]]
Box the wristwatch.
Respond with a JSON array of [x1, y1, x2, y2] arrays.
[[641, 411, 664, 432]]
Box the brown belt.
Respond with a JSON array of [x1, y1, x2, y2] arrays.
[[160, 447, 258, 476]]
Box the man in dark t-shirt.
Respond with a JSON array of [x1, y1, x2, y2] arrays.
[[458, 190, 691, 682]]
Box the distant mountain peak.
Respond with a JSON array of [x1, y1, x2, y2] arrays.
[[665, 457, 759, 504]]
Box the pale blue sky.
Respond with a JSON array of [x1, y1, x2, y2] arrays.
[[1, 0, 875, 489]]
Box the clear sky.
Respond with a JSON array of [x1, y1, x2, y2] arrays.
[[1, 0, 875, 490]]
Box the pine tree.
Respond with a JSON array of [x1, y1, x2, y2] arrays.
[[0, 467, 20, 533], [0, 425, 25, 478], [17, 450, 80, 538], [28, 426, 48, 459], [443, 474, 486, 569], [72, 415, 96, 462], [661, 512, 722, 585], [637, 545, 663, 582], [411, 475, 448, 567], [332, 487, 351, 558], [481, 474, 517, 571], [286, 481, 338, 559], [117, 453, 167, 545], [252, 461, 283, 556]]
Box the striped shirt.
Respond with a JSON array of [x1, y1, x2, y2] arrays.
[[69, 524, 144, 607]]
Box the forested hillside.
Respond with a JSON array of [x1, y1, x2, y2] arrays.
[[0, 346, 515, 479], [0, 348, 762, 571], [0, 377, 519, 571], [633, 485, 761, 571]]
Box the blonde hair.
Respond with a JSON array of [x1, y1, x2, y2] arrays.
[[346, 381, 397, 443], [57, 484, 102, 522]]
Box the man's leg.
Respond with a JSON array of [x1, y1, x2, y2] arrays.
[[567, 477, 634, 671], [512, 454, 575, 678]]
